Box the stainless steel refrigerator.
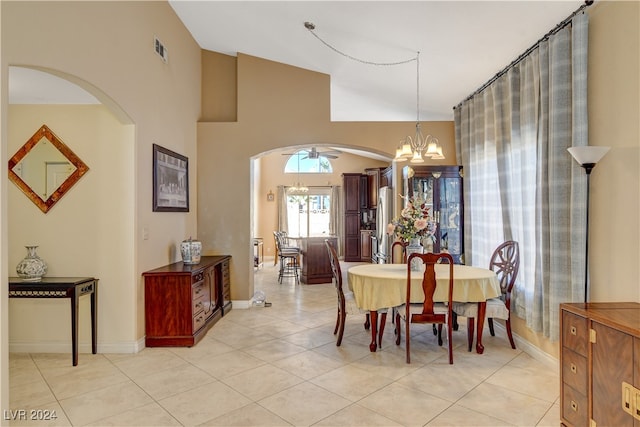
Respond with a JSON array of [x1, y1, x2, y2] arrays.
[[374, 186, 393, 263]]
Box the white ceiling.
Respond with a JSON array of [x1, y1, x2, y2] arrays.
[[9, 0, 585, 123]]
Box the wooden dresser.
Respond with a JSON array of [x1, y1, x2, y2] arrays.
[[560, 302, 640, 427], [143, 255, 231, 347]]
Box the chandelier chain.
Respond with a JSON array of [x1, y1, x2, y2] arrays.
[[305, 24, 418, 67]]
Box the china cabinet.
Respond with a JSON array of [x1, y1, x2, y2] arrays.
[[403, 165, 464, 264]]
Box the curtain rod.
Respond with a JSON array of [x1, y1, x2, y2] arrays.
[[453, 0, 594, 110]]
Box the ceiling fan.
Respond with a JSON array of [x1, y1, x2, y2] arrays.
[[282, 147, 342, 160]]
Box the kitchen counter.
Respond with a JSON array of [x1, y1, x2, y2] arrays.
[[294, 236, 338, 284]]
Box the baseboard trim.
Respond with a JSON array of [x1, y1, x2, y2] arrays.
[[492, 322, 558, 368], [231, 299, 251, 309], [9, 337, 146, 354]]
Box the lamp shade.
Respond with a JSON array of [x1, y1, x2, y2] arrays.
[[568, 146, 610, 165]]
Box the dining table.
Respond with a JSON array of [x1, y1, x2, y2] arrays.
[[347, 263, 501, 354]]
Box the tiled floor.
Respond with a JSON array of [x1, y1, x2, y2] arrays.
[[8, 261, 560, 426]]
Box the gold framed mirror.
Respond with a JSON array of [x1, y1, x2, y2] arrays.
[[8, 124, 89, 213]]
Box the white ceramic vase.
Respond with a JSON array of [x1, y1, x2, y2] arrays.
[[16, 245, 48, 281], [406, 238, 424, 271], [180, 238, 202, 264]]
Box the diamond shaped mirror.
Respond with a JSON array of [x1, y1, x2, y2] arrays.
[[8, 124, 89, 213]]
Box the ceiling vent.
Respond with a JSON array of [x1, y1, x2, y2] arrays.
[[154, 36, 168, 63]]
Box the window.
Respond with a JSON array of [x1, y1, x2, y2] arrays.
[[284, 151, 332, 173], [286, 188, 331, 237]]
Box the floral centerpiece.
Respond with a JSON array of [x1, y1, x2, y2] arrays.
[[386, 196, 436, 244]]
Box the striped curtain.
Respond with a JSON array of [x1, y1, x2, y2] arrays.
[[454, 12, 588, 340]]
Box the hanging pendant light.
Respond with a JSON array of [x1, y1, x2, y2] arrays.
[[395, 52, 445, 163], [288, 152, 308, 194]]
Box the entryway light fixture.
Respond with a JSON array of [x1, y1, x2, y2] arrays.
[[288, 152, 309, 194], [303, 23, 443, 162], [567, 145, 610, 303], [395, 52, 444, 163]]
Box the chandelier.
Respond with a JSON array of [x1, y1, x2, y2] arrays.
[[304, 23, 443, 162], [394, 52, 444, 163], [287, 152, 308, 194]]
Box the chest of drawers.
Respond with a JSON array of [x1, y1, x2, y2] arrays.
[[560, 302, 640, 427], [143, 255, 231, 347]]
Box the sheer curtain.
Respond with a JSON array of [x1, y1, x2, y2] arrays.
[[454, 13, 588, 340]]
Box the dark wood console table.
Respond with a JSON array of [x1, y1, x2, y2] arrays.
[[8, 277, 98, 366]]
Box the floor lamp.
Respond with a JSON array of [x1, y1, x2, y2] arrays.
[[568, 146, 610, 303]]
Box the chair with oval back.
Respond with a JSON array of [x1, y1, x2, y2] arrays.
[[453, 240, 520, 350]]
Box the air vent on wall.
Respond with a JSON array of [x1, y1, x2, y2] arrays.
[[154, 36, 169, 63]]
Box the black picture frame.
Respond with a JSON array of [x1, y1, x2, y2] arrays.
[[152, 144, 189, 212]]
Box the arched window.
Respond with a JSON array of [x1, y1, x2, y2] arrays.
[[284, 150, 333, 173]]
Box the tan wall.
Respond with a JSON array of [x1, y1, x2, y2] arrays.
[[198, 53, 456, 301], [255, 151, 390, 258], [8, 105, 134, 349], [1, 0, 201, 360]]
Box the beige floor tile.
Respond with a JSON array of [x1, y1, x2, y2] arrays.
[[167, 336, 236, 363], [59, 381, 153, 426], [258, 382, 351, 426], [39, 357, 130, 400], [314, 403, 403, 426], [537, 402, 560, 426], [133, 363, 216, 400], [109, 348, 188, 380], [271, 349, 345, 380], [396, 360, 490, 402], [191, 349, 266, 379], [8, 354, 42, 388], [158, 381, 251, 426], [251, 319, 311, 338], [358, 382, 452, 426], [311, 364, 395, 401], [280, 326, 337, 349], [242, 338, 308, 363], [349, 350, 422, 381], [312, 339, 374, 363], [426, 404, 512, 426], [86, 402, 181, 426], [9, 376, 56, 408], [221, 363, 304, 401], [199, 402, 292, 426], [486, 363, 560, 403], [457, 382, 552, 426]]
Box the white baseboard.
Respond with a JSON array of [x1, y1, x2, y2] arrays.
[[230, 299, 251, 309], [492, 322, 558, 368], [9, 337, 146, 354]]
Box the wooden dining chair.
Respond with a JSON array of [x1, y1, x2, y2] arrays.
[[325, 239, 371, 346], [395, 252, 454, 364], [453, 240, 519, 351]]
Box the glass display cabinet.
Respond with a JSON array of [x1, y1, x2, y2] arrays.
[[403, 165, 464, 264]]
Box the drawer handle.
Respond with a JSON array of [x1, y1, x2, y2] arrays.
[[195, 302, 202, 310], [194, 288, 203, 295], [195, 315, 203, 324], [570, 363, 577, 374], [570, 326, 577, 335], [571, 401, 578, 412]]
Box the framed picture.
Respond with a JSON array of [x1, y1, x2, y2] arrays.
[[152, 144, 189, 212]]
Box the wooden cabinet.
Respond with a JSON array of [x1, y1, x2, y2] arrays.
[[381, 166, 393, 188], [299, 236, 337, 284], [360, 230, 373, 262], [560, 302, 640, 427], [365, 168, 381, 208], [343, 173, 362, 262], [143, 255, 231, 347], [404, 165, 464, 264]]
